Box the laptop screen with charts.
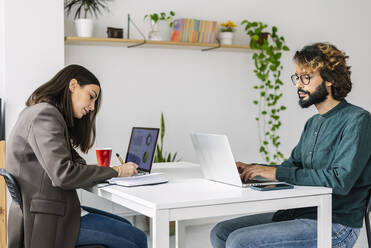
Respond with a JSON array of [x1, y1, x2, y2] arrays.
[[190, 132, 282, 187], [125, 127, 159, 173]]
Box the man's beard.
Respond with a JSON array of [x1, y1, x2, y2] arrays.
[[298, 80, 329, 108]]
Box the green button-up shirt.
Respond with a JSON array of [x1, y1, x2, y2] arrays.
[[275, 100, 371, 228]]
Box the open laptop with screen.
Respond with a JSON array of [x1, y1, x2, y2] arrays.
[[190, 132, 283, 187], [125, 127, 159, 175]]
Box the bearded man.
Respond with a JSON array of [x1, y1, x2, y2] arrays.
[[210, 43, 371, 248]]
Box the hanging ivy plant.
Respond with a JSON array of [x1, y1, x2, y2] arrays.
[[241, 20, 289, 165]]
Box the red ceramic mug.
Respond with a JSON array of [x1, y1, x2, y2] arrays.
[[96, 148, 112, 167]]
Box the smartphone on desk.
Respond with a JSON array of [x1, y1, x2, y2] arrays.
[[250, 183, 293, 191]]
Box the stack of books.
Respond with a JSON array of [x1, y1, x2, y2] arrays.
[[171, 19, 218, 44]]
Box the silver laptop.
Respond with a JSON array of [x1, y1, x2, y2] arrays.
[[190, 132, 283, 187]]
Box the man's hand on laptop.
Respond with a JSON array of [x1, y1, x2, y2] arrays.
[[113, 162, 139, 177], [236, 162, 253, 173], [236, 162, 276, 181]]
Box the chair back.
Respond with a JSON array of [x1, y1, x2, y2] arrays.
[[366, 191, 371, 248], [0, 168, 107, 248], [0, 168, 24, 248], [0, 168, 23, 212]]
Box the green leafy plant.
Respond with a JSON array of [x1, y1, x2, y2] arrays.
[[144, 11, 176, 28], [65, 0, 111, 19], [154, 112, 180, 163], [241, 20, 289, 165]]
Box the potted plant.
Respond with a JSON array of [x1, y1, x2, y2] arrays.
[[241, 20, 289, 165], [144, 11, 175, 41], [219, 20, 237, 45], [65, 0, 111, 37], [154, 112, 180, 163]]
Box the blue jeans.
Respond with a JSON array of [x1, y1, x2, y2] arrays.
[[76, 206, 147, 248], [210, 212, 360, 248]]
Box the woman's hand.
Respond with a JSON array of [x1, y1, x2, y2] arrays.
[[236, 162, 276, 181], [113, 162, 138, 177]]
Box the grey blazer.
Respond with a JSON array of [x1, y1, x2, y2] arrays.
[[6, 103, 118, 248]]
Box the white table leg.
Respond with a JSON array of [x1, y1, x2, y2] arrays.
[[152, 210, 169, 248], [317, 194, 332, 248], [175, 220, 186, 248]]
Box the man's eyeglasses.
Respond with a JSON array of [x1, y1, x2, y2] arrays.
[[290, 73, 312, 86]]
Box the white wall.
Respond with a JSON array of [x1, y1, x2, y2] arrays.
[[3, 0, 64, 138], [65, 0, 371, 165]]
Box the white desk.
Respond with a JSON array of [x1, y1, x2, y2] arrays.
[[86, 162, 332, 248]]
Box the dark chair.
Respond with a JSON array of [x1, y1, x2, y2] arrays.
[[365, 191, 371, 248], [0, 168, 107, 248]]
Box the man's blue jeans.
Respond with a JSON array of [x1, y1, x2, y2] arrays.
[[76, 206, 147, 248], [210, 212, 360, 248]]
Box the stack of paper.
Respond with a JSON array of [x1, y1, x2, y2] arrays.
[[108, 173, 168, 187]]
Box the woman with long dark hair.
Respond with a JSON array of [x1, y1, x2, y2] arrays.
[[6, 65, 147, 248]]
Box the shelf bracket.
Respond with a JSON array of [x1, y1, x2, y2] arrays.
[[201, 39, 221, 52], [127, 14, 147, 48], [128, 40, 146, 48]]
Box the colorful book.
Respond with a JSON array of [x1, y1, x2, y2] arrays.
[[170, 18, 218, 44]]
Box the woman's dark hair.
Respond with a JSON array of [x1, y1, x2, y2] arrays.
[[26, 64, 101, 153], [293, 42, 352, 100]]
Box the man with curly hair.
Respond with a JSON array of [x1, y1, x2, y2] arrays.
[[210, 43, 371, 248]]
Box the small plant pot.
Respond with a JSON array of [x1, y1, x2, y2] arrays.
[[148, 22, 162, 41], [219, 32, 234, 45], [75, 18, 94, 37], [257, 32, 269, 45]]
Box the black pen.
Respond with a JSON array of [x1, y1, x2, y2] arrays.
[[115, 153, 125, 165]]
